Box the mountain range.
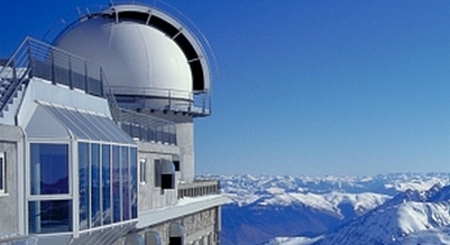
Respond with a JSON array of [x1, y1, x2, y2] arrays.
[[216, 173, 450, 245]]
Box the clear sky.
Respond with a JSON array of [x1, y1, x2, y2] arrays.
[[2, 0, 450, 176]]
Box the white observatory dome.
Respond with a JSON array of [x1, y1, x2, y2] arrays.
[[55, 8, 194, 101]]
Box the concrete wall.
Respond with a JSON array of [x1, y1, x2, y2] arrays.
[[114, 207, 219, 245], [148, 111, 196, 183], [137, 141, 180, 212], [0, 125, 23, 237], [176, 122, 194, 182]]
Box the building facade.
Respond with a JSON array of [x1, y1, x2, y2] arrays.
[[0, 2, 226, 245]]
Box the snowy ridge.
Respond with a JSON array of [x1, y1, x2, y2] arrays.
[[216, 173, 450, 245], [273, 184, 450, 245], [315, 201, 450, 245], [218, 173, 450, 207], [266, 236, 322, 245], [258, 190, 390, 218]]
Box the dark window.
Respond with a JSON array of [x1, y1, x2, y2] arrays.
[[173, 160, 180, 172], [28, 200, 72, 234], [161, 174, 174, 189], [169, 237, 182, 245], [154, 160, 161, 188], [155, 159, 175, 190]]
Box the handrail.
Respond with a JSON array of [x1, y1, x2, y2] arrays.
[[0, 37, 32, 116], [19, 37, 121, 122], [43, 1, 218, 78], [110, 85, 211, 116], [119, 108, 177, 145], [178, 179, 220, 199], [0, 37, 179, 144], [42, 1, 216, 113]]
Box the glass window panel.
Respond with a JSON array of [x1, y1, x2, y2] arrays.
[[97, 116, 133, 143], [131, 148, 138, 219], [78, 112, 108, 142], [84, 113, 120, 142], [112, 145, 121, 223], [58, 108, 98, 141], [91, 143, 101, 227], [45, 106, 89, 139], [102, 144, 112, 225], [121, 146, 130, 221], [78, 142, 89, 230], [30, 144, 69, 195], [43, 105, 134, 144], [28, 200, 72, 234]]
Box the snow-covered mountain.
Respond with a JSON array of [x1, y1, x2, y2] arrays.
[[216, 173, 450, 245], [267, 180, 450, 245], [315, 201, 450, 244]]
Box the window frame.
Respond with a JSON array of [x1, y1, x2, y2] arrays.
[[0, 152, 5, 194], [139, 158, 147, 184], [27, 140, 73, 234], [28, 142, 71, 198]]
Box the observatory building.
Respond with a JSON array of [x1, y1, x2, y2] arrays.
[[0, 2, 227, 245]]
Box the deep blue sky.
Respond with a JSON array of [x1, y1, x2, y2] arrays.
[[2, 1, 450, 176]]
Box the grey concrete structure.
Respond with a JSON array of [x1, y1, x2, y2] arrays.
[[0, 125, 22, 237], [0, 2, 227, 245]]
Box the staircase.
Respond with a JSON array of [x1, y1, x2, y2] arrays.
[[0, 37, 122, 125], [0, 38, 31, 123]]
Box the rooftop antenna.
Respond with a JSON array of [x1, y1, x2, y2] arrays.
[[76, 7, 82, 17], [85, 7, 91, 17]]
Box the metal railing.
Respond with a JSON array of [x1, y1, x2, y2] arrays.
[[0, 37, 121, 121], [111, 86, 211, 117], [0, 39, 32, 117], [178, 179, 220, 199], [119, 108, 177, 145], [41, 1, 216, 118], [0, 37, 177, 144]]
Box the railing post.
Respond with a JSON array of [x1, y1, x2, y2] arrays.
[[26, 38, 33, 78], [68, 55, 73, 90], [84, 61, 89, 94], [209, 95, 211, 115], [99, 68, 104, 96], [51, 50, 56, 85], [203, 94, 206, 114], [168, 90, 172, 110]]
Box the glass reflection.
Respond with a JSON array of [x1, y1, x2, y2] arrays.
[[102, 144, 112, 225], [28, 200, 72, 234], [78, 142, 89, 230], [112, 145, 121, 222], [30, 144, 69, 195], [121, 146, 129, 221], [91, 143, 101, 227], [130, 147, 138, 219]]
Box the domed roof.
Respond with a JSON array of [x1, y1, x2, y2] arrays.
[[54, 4, 210, 101]]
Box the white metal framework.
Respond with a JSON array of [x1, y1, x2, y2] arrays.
[[0, 152, 5, 194]]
